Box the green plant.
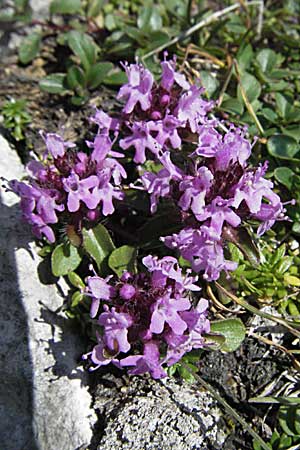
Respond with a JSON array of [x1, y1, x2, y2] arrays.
[[228, 241, 300, 317], [2, 99, 31, 141]]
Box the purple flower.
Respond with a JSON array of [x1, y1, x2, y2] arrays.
[[150, 290, 190, 335], [255, 201, 287, 236], [120, 341, 167, 379], [163, 227, 237, 281], [178, 167, 213, 217], [40, 131, 75, 159], [142, 254, 200, 291], [214, 127, 251, 171], [63, 172, 100, 212], [193, 125, 221, 158], [140, 152, 182, 213], [160, 54, 190, 91], [176, 85, 214, 132], [193, 125, 251, 171], [102, 157, 127, 186], [119, 283, 136, 300], [87, 275, 116, 318], [90, 108, 120, 132], [83, 333, 120, 371], [164, 298, 210, 365], [89, 133, 113, 162], [120, 122, 161, 163], [8, 180, 63, 243], [196, 196, 241, 236], [93, 170, 124, 215], [148, 115, 182, 148], [99, 306, 133, 353], [117, 63, 153, 114], [180, 298, 210, 334], [231, 162, 281, 214]]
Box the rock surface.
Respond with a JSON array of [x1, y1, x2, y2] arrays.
[[30, 0, 50, 19], [0, 135, 97, 450], [94, 373, 227, 450]]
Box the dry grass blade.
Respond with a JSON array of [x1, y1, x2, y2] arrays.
[[233, 59, 264, 135], [215, 282, 300, 338]]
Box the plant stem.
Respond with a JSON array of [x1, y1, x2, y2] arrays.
[[142, 1, 263, 61], [180, 362, 270, 450]]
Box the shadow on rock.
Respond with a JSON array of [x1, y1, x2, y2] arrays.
[[0, 196, 39, 450]]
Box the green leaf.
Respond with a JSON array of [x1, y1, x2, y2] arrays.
[[108, 245, 137, 277], [67, 30, 98, 71], [236, 43, 253, 72], [71, 95, 88, 106], [237, 72, 261, 103], [270, 244, 286, 267], [274, 167, 294, 190], [67, 271, 85, 289], [199, 71, 219, 97], [221, 97, 244, 115], [279, 405, 300, 437], [19, 32, 41, 64], [51, 243, 82, 277], [71, 291, 84, 308], [66, 65, 86, 90], [103, 70, 128, 86], [139, 31, 170, 53], [210, 319, 246, 352], [82, 224, 115, 272], [292, 222, 300, 235], [39, 73, 68, 94], [284, 275, 300, 287], [137, 5, 162, 31], [204, 332, 226, 350], [256, 49, 278, 73], [275, 93, 293, 119], [261, 108, 278, 123], [87, 0, 104, 18], [50, 0, 81, 15], [282, 126, 300, 143], [267, 135, 299, 161], [87, 62, 114, 89]]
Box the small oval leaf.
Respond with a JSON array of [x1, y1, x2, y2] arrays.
[[51, 243, 82, 277], [267, 135, 299, 161], [19, 32, 41, 64], [108, 245, 137, 277], [87, 62, 114, 89], [39, 73, 68, 94], [82, 224, 115, 272], [50, 0, 81, 15], [210, 318, 246, 352]]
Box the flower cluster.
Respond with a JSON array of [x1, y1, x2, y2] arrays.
[[7, 55, 288, 379], [143, 128, 287, 281], [9, 55, 286, 281], [8, 130, 126, 242], [83, 255, 209, 378], [94, 55, 287, 281], [91, 54, 214, 164]]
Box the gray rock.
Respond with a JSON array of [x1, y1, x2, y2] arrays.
[[0, 136, 97, 450], [30, 0, 50, 19], [95, 374, 227, 450]]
